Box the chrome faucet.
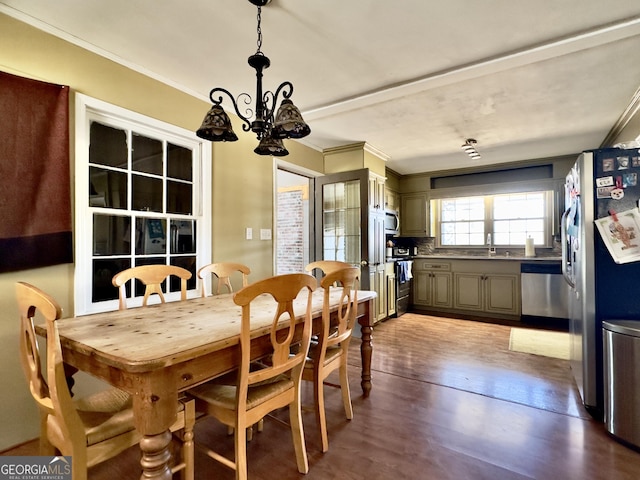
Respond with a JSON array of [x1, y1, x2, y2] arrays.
[[487, 233, 496, 255]]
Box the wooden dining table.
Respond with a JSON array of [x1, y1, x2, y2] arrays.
[[49, 287, 376, 480]]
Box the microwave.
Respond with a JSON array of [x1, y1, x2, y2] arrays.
[[385, 209, 400, 236]]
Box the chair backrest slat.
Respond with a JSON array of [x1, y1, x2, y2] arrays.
[[197, 262, 251, 296], [112, 264, 192, 309], [232, 273, 317, 406], [304, 260, 352, 276], [319, 267, 360, 353]]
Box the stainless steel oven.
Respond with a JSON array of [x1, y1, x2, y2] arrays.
[[394, 260, 413, 317]]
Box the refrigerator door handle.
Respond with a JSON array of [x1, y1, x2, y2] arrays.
[[561, 209, 576, 289]]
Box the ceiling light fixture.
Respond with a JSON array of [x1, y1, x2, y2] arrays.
[[196, 0, 310, 157], [461, 138, 481, 160]]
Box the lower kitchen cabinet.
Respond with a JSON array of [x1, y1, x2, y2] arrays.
[[453, 272, 519, 315], [411, 258, 521, 319], [386, 262, 396, 317], [413, 261, 452, 308], [370, 263, 387, 323]]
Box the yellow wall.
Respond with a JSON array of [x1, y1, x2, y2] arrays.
[[384, 169, 401, 192], [363, 149, 387, 177], [0, 13, 323, 450]]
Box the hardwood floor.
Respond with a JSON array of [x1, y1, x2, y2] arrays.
[[5, 313, 640, 479]]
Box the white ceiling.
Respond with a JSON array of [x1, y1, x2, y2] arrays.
[[3, 0, 640, 175]]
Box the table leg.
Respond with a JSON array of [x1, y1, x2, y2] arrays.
[[133, 377, 178, 480], [357, 297, 375, 397], [139, 430, 173, 480], [359, 323, 372, 397]]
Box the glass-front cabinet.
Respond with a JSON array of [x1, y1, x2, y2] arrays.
[[316, 169, 387, 321], [321, 180, 361, 264]]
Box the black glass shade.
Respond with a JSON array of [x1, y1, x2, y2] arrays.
[[253, 133, 289, 156], [272, 99, 311, 139], [196, 105, 239, 142]]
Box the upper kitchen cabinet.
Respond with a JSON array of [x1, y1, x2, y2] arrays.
[[384, 168, 401, 212], [385, 187, 399, 211], [400, 192, 429, 237], [369, 173, 386, 212]]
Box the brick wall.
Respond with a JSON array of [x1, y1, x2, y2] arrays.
[[277, 189, 305, 273]]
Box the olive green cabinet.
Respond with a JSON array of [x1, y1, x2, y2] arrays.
[[385, 187, 400, 211], [412, 258, 521, 319], [413, 261, 452, 308], [386, 262, 396, 317], [400, 193, 428, 237], [453, 272, 519, 315], [369, 172, 387, 322]]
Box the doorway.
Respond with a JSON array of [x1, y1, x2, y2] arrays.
[[275, 167, 313, 274]]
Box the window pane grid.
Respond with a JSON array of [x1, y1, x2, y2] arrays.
[[492, 192, 545, 245], [322, 180, 360, 263], [437, 191, 550, 247], [440, 197, 485, 245], [88, 121, 197, 304]]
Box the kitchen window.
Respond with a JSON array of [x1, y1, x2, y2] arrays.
[[74, 94, 211, 314], [433, 191, 553, 248]]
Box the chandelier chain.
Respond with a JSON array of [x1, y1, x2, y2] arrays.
[[256, 6, 263, 54]]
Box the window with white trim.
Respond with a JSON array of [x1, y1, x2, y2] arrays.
[[433, 191, 553, 248], [75, 94, 211, 314]]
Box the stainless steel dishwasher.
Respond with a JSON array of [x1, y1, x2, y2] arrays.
[[521, 261, 569, 319]]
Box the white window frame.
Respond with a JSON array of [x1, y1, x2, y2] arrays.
[[74, 93, 211, 315], [431, 189, 555, 249]]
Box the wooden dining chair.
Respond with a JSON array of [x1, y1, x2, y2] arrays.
[[187, 273, 317, 480], [304, 260, 352, 276], [197, 262, 251, 297], [112, 264, 192, 309], [302, 266, 359, 452], [304, 260, 354, 343], [16, 281, 195, 480], [197, 261, 265, 440]]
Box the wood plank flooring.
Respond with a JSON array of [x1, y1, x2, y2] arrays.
[[5, 313, 640, 479]]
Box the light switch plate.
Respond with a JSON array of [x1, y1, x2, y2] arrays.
[[245, 227, 252, 240]]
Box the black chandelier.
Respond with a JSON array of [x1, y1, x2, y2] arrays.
[[196, 0, 310, 157]]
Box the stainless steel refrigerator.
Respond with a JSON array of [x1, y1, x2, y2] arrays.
[[562, 147, 640, 419]]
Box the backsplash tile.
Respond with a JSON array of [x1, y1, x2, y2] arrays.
[[388, 236, 562, 258]]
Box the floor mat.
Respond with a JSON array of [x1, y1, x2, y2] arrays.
[[509, 328, 570, 360]]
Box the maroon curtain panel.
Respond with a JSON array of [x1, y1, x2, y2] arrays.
[[0, 71, 72, 272]]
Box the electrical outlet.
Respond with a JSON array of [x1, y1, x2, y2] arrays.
[[260, 228, 271, 240]]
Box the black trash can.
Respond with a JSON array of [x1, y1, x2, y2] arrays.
[[603, 320, 640, 448]]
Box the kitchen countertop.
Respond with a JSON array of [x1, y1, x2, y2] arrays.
[[411, 254, 561, 262], [386, 257, 413, 262]]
